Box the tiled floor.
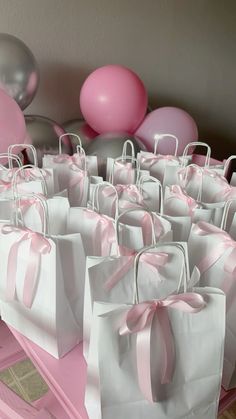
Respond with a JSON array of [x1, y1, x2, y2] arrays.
[[0, 358, 48, 402]]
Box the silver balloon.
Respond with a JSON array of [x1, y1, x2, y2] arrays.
[[62, 119, 97, 151], [86, 132, 146, 177], [25, 115, 72, 166], [0, 33, 39, 110]]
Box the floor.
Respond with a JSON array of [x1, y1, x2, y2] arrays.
[[0, 359, 236, 417]]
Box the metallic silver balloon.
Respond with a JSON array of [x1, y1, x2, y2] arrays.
[[24, 115, 72, 166], [0, 33, 39, 110], [86, 132, 146, 177], [62, 119, 97, 151]]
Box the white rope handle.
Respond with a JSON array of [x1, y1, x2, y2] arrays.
[[182, 142, 211, 168], [0, 153, 22, 170], [75, 145, 87, 171], [223, 155, 236, 178], [154, 134, 179, 156], [109, 155, 140, 184], [92, 181, 119, 218], [14, 192, 49, 237], [136, 174, 164, 214], [220, 198, 236, 231], [121, 140, 136, 160], [12, 165, 48, 199], [115, 207, 156, 249], [58, 133, 81, 154], [133, 242, 189, 304], [8, 144, 38, 167], [178, 163, 204, 202]]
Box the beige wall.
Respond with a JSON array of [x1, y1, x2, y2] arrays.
[[0, 0, 236, 158]]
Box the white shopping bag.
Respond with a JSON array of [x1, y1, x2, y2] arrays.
[[106, 140, 140, 185], [0, 202, 86, 358], [163, 142, 211, 187], [85, 285, 225, 419], [137, 134, 181, 184], [8, 143, 59, 196], [67, 206, 116, 257], [83, 242, 196, 361], [115, 208, 173, 255], [188, 221, 236, 389]]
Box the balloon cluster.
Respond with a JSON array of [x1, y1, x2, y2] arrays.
[[79, 64, 198, 156]]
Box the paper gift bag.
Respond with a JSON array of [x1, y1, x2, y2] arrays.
[[115, 208, 173, 255], [85, 286, 225, 419], [15, 194, 70, 235], [67, 164, 89, 207], [8, 144, 59, 196], [83, 242, 194, 361], [106, 140, 140, 185], [137, 134, 181, 184], [67, 206, 117, 257], [0, 216, 86, 358], [188, 221, 236, 389], [163, 141, 211, 188]]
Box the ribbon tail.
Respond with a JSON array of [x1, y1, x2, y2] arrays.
[[5, 241, 20, 301], [136, 311, 154, 403], [22, 244, 41, 308], [157, 308, 175, 384]]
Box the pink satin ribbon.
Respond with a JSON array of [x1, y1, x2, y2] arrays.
[[19, 195, 45, 228], [140, 154, 179, 170], [193, 221, 236, 279], [165, 185, 199, 217], [104, 251, 169, 291], [0, 179, 12, 192], [119, 293, 206, 402], [53, 153, 85, 170], [113, 161, 135, 184], [85, 209, 116, 255], [213, 185, 236, 202], [101, 184, 147, 216], [2, 225, 51, 308]]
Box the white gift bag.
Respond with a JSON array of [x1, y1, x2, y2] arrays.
[[106, 140, 140, 185], [137, 134, 181, 184], [0, 153, 23, 221], [0, 198, 86, 358], [83, 242, 195, 361], [163, 142, 211, 188], [86, 283, 225, 418], [8, 143, 59, 196], [188, 221, 236, 389], [67, 205, 116, 257]]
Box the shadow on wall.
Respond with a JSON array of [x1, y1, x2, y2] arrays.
[[30, 62, 92, 122]]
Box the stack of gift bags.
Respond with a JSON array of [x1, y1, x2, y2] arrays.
[[0, 134, 236, 418]]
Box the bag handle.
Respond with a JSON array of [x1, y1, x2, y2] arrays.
[[154, 134, 179, 156], [109, 155, 140, 184], [220, 198, 236, 231], [178, 163, 203, 202], [182, 142, 211, 168], [8, 144, 38, 167], [133, 242, 189, 304], [0, 153, 22, 170], [12, 165, 48, 199], [223, 155, 236, 178], [122, 140, 136, 161], [59, 133, 82, 154], [92, 181, 119, 218], [75, 144, 87, 171], [14, 192, 49, 237], [136, 174, 163, 214], [115, 207, 157, 248]]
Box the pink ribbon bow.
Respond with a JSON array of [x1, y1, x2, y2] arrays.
[[2, 225, 51, 308], [53, 153, 85, 169], [166, 185, 199, 217], [213, 185, 236, 203], [0, 179, 12, 192], [18, 195, 45, 228], [193, 221, 236, 280], [140, 154, 179, 171], [68, 165, 87, 203], [104, 251, 169, 291], [119, 293, 206, 402]]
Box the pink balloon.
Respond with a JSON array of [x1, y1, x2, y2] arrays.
[[80, 65, 147, 134], [0, 88, 26, 153], [135, 107, 198, 155]]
